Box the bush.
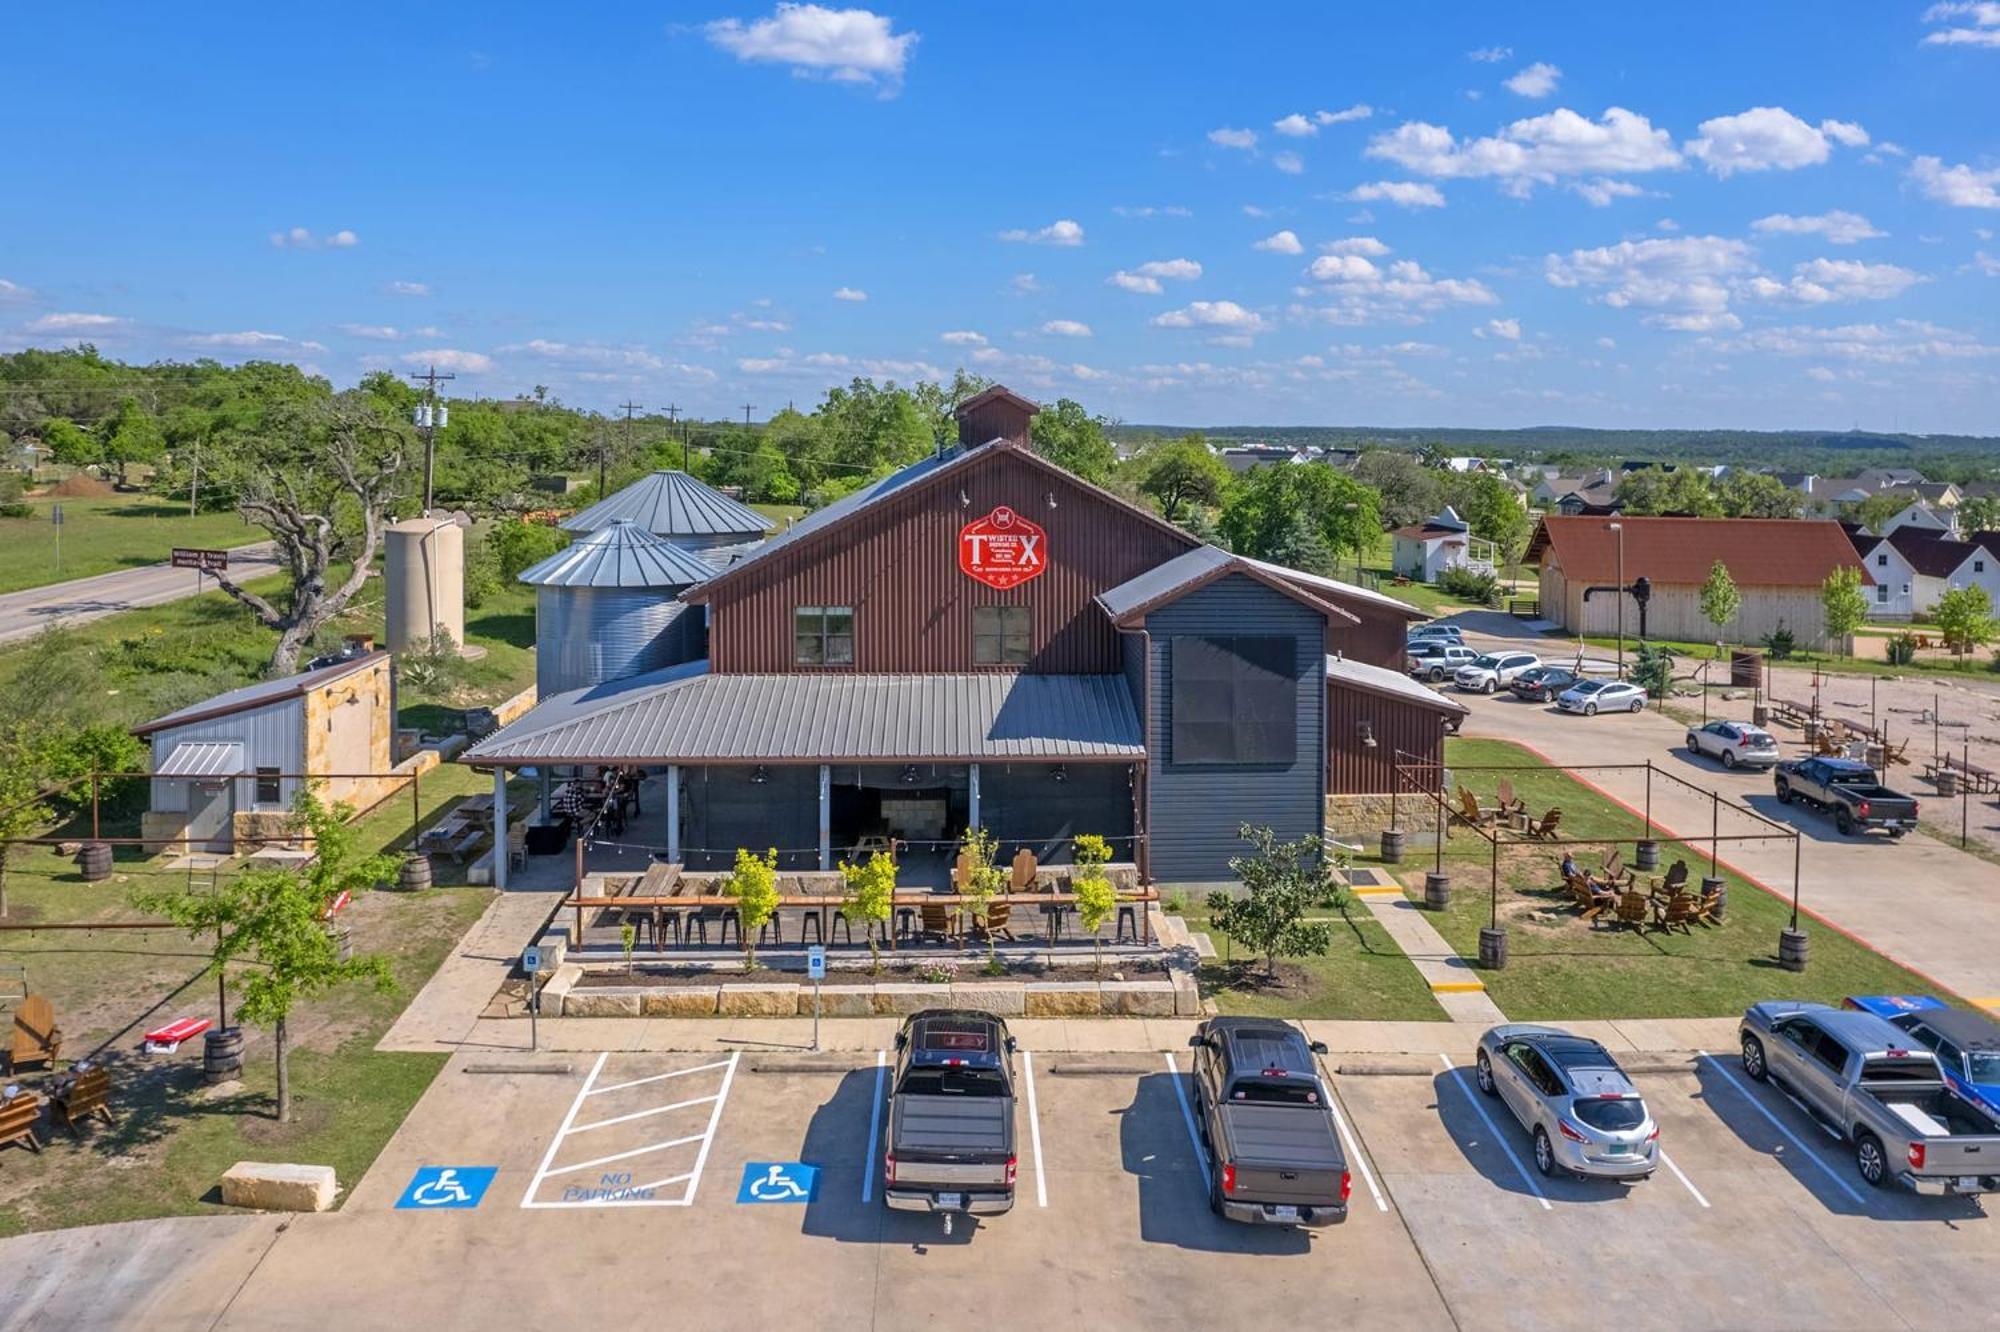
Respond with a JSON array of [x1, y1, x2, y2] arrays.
[[487, 519, 569, 580], [462, 532, 501, 609], [1885, 633, 1919, 666], [1762, 623, 1797, 660], [1437, 565, 1500, 604], [0, 469, 30, 518]]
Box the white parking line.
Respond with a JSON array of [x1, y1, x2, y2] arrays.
[[568, 1094, 720, 1135], [520, 1052, 739, 1209], [521, 1052, 607, 1208], [1020, 1049, 1048, 1208], [588, 1059, 733, 1096], [1326, 1086, 1389, 1213], [1164, 1051, 1212, 1192], [1437, 1053, 1551, 1211], [1696, 1051, 1864, 1207], [541, 1134, 710, 1178], [862, 1049, 886, 1205], [680, 1051, 739, 1207], [1657, 1148, 1711, 1208]]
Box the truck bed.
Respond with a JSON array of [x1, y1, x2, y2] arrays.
[[891, 1095, 1011, 1160], [1215, 1104, 1347, 1207]]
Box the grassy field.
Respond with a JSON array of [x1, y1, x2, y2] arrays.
[[1182, 898, 1447, 1021], [1389, 737, 1939, 1020], [0, 494, 258, 594], [1558, 629, 1998, 681]]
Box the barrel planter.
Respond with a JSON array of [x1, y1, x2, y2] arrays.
[[1937, 770, 1959, 798], [1379, 828, 1405, 864], [75, 842, 113, 882], [398, 854, 433, 892], [204, 1027, 245, 1084], [1778, 927, 1809, 973], [1478, 926, 1509, 970], [328, 923, 353, 964], [1702, 876, 1727, 922], [1423, 872, 1451, 911], [1633, 840, 1659, 872], [1751, 703, 1770, 728]]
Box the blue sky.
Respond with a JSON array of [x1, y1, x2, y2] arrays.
[[4, 3, 1999, 432]]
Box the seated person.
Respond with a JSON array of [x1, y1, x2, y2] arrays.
[[1560, 851, 1581, 882]]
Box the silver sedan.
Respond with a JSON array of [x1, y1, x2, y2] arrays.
[[1473, 1025, 1659, 1181]]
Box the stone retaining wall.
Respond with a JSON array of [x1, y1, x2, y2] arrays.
[[541, 964, 1199, 1019]]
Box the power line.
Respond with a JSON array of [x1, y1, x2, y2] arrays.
[[406, 364, 456, 511]]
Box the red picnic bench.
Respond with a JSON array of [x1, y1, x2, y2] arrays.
[[143, 1017, 212, 1055]]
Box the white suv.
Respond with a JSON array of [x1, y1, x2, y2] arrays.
[[1454, 651, 1541, 694]]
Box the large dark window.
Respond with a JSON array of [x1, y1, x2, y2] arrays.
[[794, 606, 855, 666], [255, 767, 282, 805], [973, 605, 1032, 665], [1170, 635, 1297, 764]]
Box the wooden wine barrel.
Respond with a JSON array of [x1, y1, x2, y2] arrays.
[[204, 1027, 244, 1084], [399, 855, 433, 892], [76, 842, 113, 882]]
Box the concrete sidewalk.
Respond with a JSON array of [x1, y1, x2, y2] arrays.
[[376, 889, 563, 1052], [1348, 868, 1507, 1024]]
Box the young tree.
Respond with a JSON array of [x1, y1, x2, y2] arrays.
[[1820, 567, 1870, 653], [134, 790, 396, 1122], [1441, 471, 1532, 563], [1933, 585, 1995, 660], [1206, 824, 1337, 976], [1631, 642, 1675, 700], [1699, 560, 1741, 644], [1265, 509, 1338, 578], [42, 416, 100, 471], [1073, 872, 1117, 974], [1957, 495, 2000, 535], [957, 826, 1007, 968], [208, 394, 413, 676], [722, 847, 781, 971], [99, 396, 166, 486], [838, 850, 897, 970], [1134, 435, 1232, 522]]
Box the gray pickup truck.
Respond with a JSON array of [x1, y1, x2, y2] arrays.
[[1740, 1002, 2000, 1195], [1188, 1017, 1349, 1227], [1773, 757, 1920, 837], [883, 1010, 1017, 1226]]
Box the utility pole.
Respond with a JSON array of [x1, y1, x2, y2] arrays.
[[406, 364, 456, 512], [616, 400, 643, 493], [741, 403, 756, 428], [664, 404, 683, 470]]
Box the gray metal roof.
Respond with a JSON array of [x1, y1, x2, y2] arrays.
[[560, 470, 775, 539], [464, 662, 1145, 764], [1326, 654, 1467, 714], [1095, 546, 1235, 622], [133, 651, 385, 735], [516, 519, 715, 588], [153, 740, 247, 777], [1245, 556, 1429, 619]]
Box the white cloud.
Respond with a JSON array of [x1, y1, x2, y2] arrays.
[[1040, 319, 1092, 338], [1366, 107, 1681, 195], [1684, 107, 1867, 176], [1009, 272, 1042, 292], [939, 330, 987, 345], [1108, 271, 1162, 294], [1806, 366, 1839, 382], [1973, 251, 2000, 276], [704, 4, 917, 90], [1346, 180, 1447, 208], [402, 348, 493, 374], [1504, 61, 1561, 97], [1572, 177, 1646, 206], [1241, 204, 1271, 218], [1320, 104, 1373, 124], [1703, 318, 2000, 365], [1113, 204, 1192, 218], [1254, 230, 1304, 254], [1747, 258, 1925, 303], [1152, 300, 1271, 333], [0, 278, 28, 301], [327, 229, 359, 248], [1300, 256, 1498, 325], [26, 312, 127, 332], [1595, 336, 1618, 349], [1474, 318, 1522, 339], [1309, 254, 1381, 281], [831, 286, 868, 301], [1921, 2, 2000, 47], [338, 323, 406, 340], [1910, 156, 2000, 208], [386, 280, 431, 297], [1752, 210, 1886, 244], [269, 226, 359, 249], [184, 330, 301, 349], [502, 339, 672, 371], [1273, 150, 1305, 175], [1274, 113, 1316, 137], [1467, 45, 1513, 62], [999, 218, 1085, 246], [1544, 234, 1756, 329], [1321, 236, 1392, 256], [1208, 127, 1258, 150], [1136, 258, 1201, 280]]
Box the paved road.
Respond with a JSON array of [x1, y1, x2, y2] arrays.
[[0, 542, 277, 645]]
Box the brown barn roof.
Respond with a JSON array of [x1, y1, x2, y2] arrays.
[[1522, 516, 1868, 587], [953, 385, 1042, 419]]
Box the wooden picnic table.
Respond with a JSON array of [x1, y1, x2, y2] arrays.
[[1941, 753, 1999, 794]]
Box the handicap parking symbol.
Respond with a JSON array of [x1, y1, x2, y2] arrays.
[[396, 1165, 499, 1210], [736, 1162, 818, 1204]]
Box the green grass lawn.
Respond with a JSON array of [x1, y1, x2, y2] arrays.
[[1394, 738, 1940, 1020], [1181, 899, 1447, 1021], [0, 494, 258, 594], [1558, 629, 1998, 681]]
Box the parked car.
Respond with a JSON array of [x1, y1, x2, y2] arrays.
[[1187, 1017, 1349, 1227], [1510, 665, 1582, 703], [1408, 623, 1464, 644], [1773, 757, 1919, 837], [1555, 679, 1647, 715], [1739, 1001, 2000, 1194], [1408, 642, 1480, 682], [884, 1010, 1018, 1223], [1473, 1025, 1658, 1181], [1453, 651, 1542, 694], [1848, 997, 2000, 1119], [1684, 720, 1781, 769]]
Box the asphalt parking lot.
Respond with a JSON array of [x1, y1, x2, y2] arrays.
[[304, 1039, 2000, 1330]]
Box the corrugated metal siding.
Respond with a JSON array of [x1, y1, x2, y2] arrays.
[[1142, 574, 1325, 883], [535, 586, 694, 694], [1120, 632, 1147, 734], [1325, 680, 1447, 795], [1324, 608, 1407, 672], [706, 448, 1191, 673], [147, 699, 304, 813]]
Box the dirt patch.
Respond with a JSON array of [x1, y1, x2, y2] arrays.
[[48, 473, 115, 497], [1199, 959, 1316, 1001]]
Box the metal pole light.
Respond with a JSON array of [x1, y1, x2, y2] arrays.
[[1607, 521, 1626, 680]]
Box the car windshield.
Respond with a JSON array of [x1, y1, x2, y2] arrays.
[[1470, 655, 1499, 669], [1227, 1079, 1321, 1106], [1570, 680, 1607, 694], [897, 1066, 1008, 1097], [1967, 1052, 2000, 1083], [1571, 1096, 1647, 1132]]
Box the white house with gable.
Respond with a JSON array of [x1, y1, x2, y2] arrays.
[[1391, 506, 1495, 583]]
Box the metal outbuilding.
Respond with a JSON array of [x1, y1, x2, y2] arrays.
[[518, 520, 710, 695], [559, 470, 774, 552]]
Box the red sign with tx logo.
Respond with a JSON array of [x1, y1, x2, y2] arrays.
[[958, 505, 1047, 590]]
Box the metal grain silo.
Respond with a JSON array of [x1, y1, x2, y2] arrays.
[[519, 519, 714, 694], [559, 470, 775, 556]]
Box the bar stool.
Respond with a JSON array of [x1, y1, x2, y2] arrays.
[[895, 907, 916, 941], [1115, 904, 1139, 943], [830, 914, 854, 944], [798, 913, 824, 945]]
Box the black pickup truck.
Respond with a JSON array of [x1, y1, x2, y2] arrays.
[[1774, 757, 1920, 837], [883, 1010, 1017, 1226], [1188, 1017, 1350, 1228]]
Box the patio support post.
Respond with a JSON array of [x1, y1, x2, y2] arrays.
[[539, 767, 551, 823], [492, 766, 508, 890], [818, 764, 831, 871], [967, 763, 981, 834], [410, 766, 421, 851], [667, 765, 680, 864]]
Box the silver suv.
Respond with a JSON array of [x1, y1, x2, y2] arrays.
[[1474, 1025, 1659, 1181], [1454, 651, 1541, 694]]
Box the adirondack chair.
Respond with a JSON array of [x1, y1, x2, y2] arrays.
[[919, 901, 959, 943], [1526, 808, 1562, 840], [1565, 873, 1611, 923], [951, 851, 974, 892], [1614, 890, 1649, 929], [53, 1065, 116, 1139], [1595, 851, 1633, 891], [8, 994, 61, 1074], [1692, 882, 1723, 926], [0, 1091, 41, 1156], [1651, 860, 1690, 898], [1884, 737, 1911, 767], [1451, 786, 1492, 829], [1009, 847, 1038, 891], [1495, 778, 1526, 820], [1654, 892, 1699, 935], [976, 899, 1015, 941]]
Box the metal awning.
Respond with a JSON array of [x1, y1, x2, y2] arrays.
[[154, 741, 247, 777]]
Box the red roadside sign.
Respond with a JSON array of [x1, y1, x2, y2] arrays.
[[958, 505, 1048, 590]]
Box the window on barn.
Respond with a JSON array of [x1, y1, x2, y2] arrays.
[[794, 607, 855, 666], [1170, 636, 1298, 765], [255, 767, 282, 805], [972, 606, 1032, 665]]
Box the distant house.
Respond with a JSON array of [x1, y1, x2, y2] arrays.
[[1850, 527, 2000, 619], [134, 651, 396, 854], [1217, 446, 1306, 474], [1391, 506, 1496, 582], [1522, 516, 1867, 648], [1876, 502, 1956, 539], [1531, 468, 1619, 512], [1911, 481, 1962, 509], [1855, 467, 1926, 492]]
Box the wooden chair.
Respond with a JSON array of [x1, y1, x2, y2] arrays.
[[1650, 860, 1690, 898], [8, 994, 61, 1074], [951, 852, 973, 893], [0, 1091, 42, 1156], [1525, 808, 1562, 840], [1452, 787, 1496, 829], [1692, 883, 1723, 926], [1594, 851, 1633, 891], [1495, 779, 1526, 821], [1565, 873, 1610, 924], [1009, 848, 1038, 892], [1883, 738, 1910, 767], [1654, 892, 1698, 935], [1613, 891, 1649, 930], [977, 899, 1015, 942], [53, 1066, 116, 1140], [919, 902, 959, 943]]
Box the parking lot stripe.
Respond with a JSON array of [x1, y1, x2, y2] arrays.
[[1021, 1049, 1048, 1208], [679, 1050, 740, 1206], [1657, 1149, 1710, 1208], [587, 1059, 734, 1096], [520, 1051, 608, 1208], [629, 1170, 695, 1194], [1437, 1053, 1551, 1211], [568, 1093, 720, 1135], [1164, 1052, 1211, 1192], [1695, 1052, 1864, 1207], [541, 1134, 709, 1178], [1326, 1086, 1389, 1213], [862, 1050, 885, 1205]]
